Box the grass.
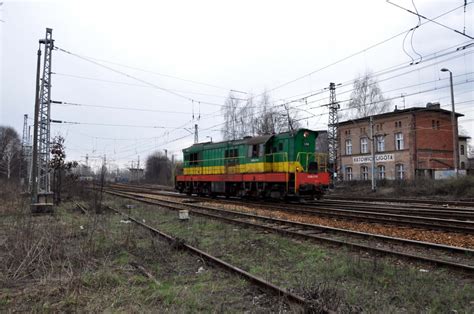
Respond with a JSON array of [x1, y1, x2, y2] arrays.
[[115, 195, 474, 312], [336, 175, 474, 199], [2, 189, 473, 312], [0, 193, 290, 312]]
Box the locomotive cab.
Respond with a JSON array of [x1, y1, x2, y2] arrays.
[[175, 128, 330, 200]]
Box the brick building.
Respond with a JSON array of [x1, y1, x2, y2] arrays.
[[459, 135, 471, 172], [337, 103, 464, 181]]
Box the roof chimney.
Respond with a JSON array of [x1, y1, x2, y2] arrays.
[[426, 102, 440, 109]]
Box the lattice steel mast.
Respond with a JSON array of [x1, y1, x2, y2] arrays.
[[327, 82, 339, 180], [31, 28, 54, 210]]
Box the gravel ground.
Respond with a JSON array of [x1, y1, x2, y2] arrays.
[[128, 192, 474, 248]]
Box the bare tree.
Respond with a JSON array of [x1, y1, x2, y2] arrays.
[[221, 92, 241, 140], [145, 152, 172, 185], [347, 71, 390, 119], [237, 96, 255, 137], [221, 91, 301, 140], [0, 126, 21, 180], [254, 91, 300, 135]]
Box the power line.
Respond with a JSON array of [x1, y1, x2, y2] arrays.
[[387, 0, 474, 40], [55, 46, 227, 107], [255, 2, 471, 96], [49, 119, 189, 129], [52, 72, 229, 99], [59, 52, 235, 91], [51, 100, 202, 115]]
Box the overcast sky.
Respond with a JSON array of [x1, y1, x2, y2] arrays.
[[1, 0, 473, 170]]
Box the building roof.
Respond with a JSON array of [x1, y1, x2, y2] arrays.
[[339, 106, 464, 126], [459, 135, 471, 140]]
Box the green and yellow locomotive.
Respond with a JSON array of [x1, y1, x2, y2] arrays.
[[175, 129, 330, 199]]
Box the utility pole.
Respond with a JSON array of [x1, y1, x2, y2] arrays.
[[441, 68, 459, 176], [20, 114, 29, 189], [31, 28, 54, 212], [327, 82, 340, 184], [194, 123, 199, 144], [369, 116, 376, 192]]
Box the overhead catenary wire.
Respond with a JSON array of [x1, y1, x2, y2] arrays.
[[55, 46, 228, 108], [59, 51, 235, 92], [52, 72, 230, 99], [387, 0, 474, 40], [49, 3, 474, 167], [252, 2, 472, 97], [90, 75, 474, 158]]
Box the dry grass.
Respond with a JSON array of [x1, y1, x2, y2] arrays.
[[0, 189, 292, 312], [334, 176, 474, 200]]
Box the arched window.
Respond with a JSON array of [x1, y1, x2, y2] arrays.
[[361, 166, 369, 180], [396, 164, 405, 180], [346, 167, 353, 181], [360, 138, 368, 154], [395, 133, 404, 150], [377, 165, 385, 180], [345, 139, 352, 155], [376, 135, 385, 152], [460, 145, 465, 156]]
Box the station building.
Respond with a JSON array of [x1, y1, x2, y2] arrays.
[[337, 102, 466, 181]]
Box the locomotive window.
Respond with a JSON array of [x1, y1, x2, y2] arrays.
[[190, 152, 199, 166], [251, 144, 258, 158], [278, 143, 283, 151], [259, 144, 265, 157], [308, 162, 318, 174]]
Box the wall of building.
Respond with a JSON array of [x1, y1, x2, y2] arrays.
[[414, 111, 455, 171], [338, 113, 412, 181], [337, 107, 461, 181]]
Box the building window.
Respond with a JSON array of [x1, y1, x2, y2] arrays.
[[460, 144, 465, 155], [461, 162, 466, 169], [377, 165, 385, 180], [361, 166, 369, 180], [432, 120, 435, 129], [396, 164, 405, 180], [436, 120, 440, 129], [376, 135, 385, 152], [395, 132, 404, 150], [360, 137, 368, 154], [346, 167, 353, 181], [345, 139, 352, 155], [399, 121, 402, 128]]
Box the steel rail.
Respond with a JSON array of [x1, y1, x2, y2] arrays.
[[107, 205, 308, 306], [105, 189, 474, 272], [108, 184, 474, 217], [325, 195, 474, 207], [118, 188, 474, 234]]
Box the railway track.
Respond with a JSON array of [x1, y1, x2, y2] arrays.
[[325, 195, 474, 208], [106, 204, 308, 308], [105, 188, 474, 273], [107, 184, 474, 234]]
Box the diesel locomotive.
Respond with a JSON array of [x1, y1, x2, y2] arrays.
[[175, 128, 330, 199]]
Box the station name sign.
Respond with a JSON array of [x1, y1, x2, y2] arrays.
[[353, 154, 394, 164]]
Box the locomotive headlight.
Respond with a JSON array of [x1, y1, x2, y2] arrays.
[[303, 131, 309, 138]]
